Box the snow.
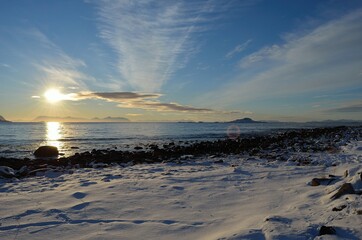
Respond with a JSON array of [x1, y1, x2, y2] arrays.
[[0, 141, 361, 239]]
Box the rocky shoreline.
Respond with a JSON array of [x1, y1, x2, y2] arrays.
[[0, 125, 361, 179]]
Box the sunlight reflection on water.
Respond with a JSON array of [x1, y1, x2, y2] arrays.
[[45, 122, 63, 149]]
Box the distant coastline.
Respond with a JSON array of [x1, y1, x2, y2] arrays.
[[228, 117, 265, 123], [1, 114, 362, 124], [32, 116, 130, 123], [0, 115, 11, 122]]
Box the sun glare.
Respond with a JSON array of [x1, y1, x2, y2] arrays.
[[44, 89, 64, 103]]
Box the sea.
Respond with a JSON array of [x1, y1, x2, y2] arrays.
[[0, 121, 360, 159]]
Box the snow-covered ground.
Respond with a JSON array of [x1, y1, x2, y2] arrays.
[[0, 141, 361, 240]]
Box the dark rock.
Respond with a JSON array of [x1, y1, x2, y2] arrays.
[[310, 177, 336, 186], [149, 144, 159, 150], [16, 165, 28, 177], [344, 170, 348, 178], [71, 146, 79, 149], [319, 226, 336, 235], [331, 183, 355, 200], [214, 160, 224, 164], [0, 166, 15, 178], [332, 205, 347, 211], [34, 146, 59, 158], [134, 146, 143, 150], [311, 178, 321, 186]]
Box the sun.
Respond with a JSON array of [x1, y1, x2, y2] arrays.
[[44, 89, 65, 103]]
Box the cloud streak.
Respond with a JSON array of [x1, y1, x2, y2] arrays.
[[203, 9, 362, 108], [68, 91, 214, 113], [26, 29, 94, 90], [77, 92, 161, 100], [226, 39, 252, 59], [94, 0, 237, 92], [326, 103, 362, 113]]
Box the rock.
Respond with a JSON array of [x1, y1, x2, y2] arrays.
[[310, 178, 321, 186], [134, 146, 143, 150], [214, 159, 224, 164], [0, 166, 15, 178], [332, 205, 347, 211], [310, 177, 336, 186], [16, 165, 28, 177], [344, 169, 348, 178], [319, 226, 336, 235], [149, 144, 159, 150], [331, 183, 355, 200], [34, 146, 59, 158], [71, 146, 79, 149]]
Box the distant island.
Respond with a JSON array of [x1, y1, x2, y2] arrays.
[[33, 116, 130, 122], [0, 115, 11, 122], [228, 118, 264, 123]]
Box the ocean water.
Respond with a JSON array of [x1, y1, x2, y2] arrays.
[[0, 121, 358, 159]]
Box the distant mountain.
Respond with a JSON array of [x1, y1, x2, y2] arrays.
[[34, 116, 87, 122], [34, 116, 130, 122], [229, 118, 264, 123], [0, 115, 11, 122]]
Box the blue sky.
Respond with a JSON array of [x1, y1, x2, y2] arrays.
[[0, 0, 361, 122]]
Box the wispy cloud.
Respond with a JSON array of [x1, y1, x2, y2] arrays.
[[1, 63, 11, 68], [94, 0, 241, 92], [326, 103, 362, 113], [117, 100, 213, 113], [203, 9, 362, 107], [76, 92, 161, 100], [66, 91, 214, 113], [226, 39, 252, 59], [23, 28, 94, 90], [126, 113, 143, 117]]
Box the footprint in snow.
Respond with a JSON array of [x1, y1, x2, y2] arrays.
[[71, 202, 90, 210], [80, 181, 97, 187], [72, 192, 87, 199]]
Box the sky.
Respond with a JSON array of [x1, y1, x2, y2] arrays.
[[0, 0, 362, 122]]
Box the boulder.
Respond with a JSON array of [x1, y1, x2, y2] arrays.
[[310, 177, 336, 186], [331, 183, 355, 200], [0, 166, 15, 178], [34, 146, 59, 158], [319, 226, 336, 235]]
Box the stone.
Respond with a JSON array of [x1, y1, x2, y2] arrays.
[[16, 165, 28, 177], [134, 146, 143, 150], [310, 178, 321, 186], [331, 183, 355, 200], [310, 177, 336, 186], [34, 146, 59, 158], [319, 226, 336, 235], [0, 166, 15, 178], [332, 205, 347, 211], [214, 159, 224, 164], [344, 169, 348, 178]]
